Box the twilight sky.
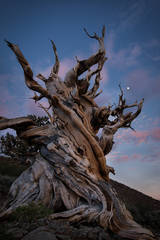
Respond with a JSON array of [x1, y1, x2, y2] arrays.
[[0, 0, 160, 200]]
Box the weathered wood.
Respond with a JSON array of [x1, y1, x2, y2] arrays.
[[0, 27, 155, 240], [0, 117, 34, 130]]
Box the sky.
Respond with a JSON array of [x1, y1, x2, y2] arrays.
[[0, 0, 160, 200]]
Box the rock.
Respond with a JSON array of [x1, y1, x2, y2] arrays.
[[22, 227, 57, 240], [21, 221, 114, 240], [7, 227, 25, 239]]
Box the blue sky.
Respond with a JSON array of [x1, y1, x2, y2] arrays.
[[0, 0, 160, 200]]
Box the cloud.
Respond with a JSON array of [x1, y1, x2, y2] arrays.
[[35, 57, 75, 81], [108, 152, 142, 163], [144, 39, 160, 62], [116, 127, 160, 145], [113, 44, 141, 68], [102, 1, 147, 71], [142, 152, 160, 163], [105, 2, 160, 70], [152, 117, 160, 126], [116, 0, 148, 32], [106, 29, 142, 70], [116, 154, 129, 162], [59, 58, 74, 79], [101, 67, 109, 83], [108, 150, 160, 164]]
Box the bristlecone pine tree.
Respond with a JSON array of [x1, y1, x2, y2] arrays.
[[0, 27, 155, 239]]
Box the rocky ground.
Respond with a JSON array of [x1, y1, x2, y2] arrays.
[[0, 156, 160, 240]]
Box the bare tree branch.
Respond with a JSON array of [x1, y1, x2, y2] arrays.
[[109, 85, 144, 132], [38, 103, 54, 123], [0, 116, 34, 131], [64, 26, 106, 88], [5, 40, 58, 106], [98, 97, 144, 157], [36, 73, 46, 82], [111, 97, 144, 132], [94, 90, 103, 98], [50, 40, 60, 76], [31, 92, 44, 102]]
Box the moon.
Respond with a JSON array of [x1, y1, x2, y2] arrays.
[[126, 86, 130, 91]]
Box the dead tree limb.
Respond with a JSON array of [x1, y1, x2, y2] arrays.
[[50, 39, 60, 76]]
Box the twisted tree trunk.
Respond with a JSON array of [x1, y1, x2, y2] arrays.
[[0, 27, 155, 239]]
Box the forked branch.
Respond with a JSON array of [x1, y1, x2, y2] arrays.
[[64, 26, 106, 88], [98, 87, 144, 156], [77, 25, 106, 76], [89, 85, 144, 157], [109, 85, 144, 132], [5, 40, 59, 106]]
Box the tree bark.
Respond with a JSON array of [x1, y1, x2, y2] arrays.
[[0, 27, 155, 239]]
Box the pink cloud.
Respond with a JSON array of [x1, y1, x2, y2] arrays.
[[151, 128, 160, 141], [59, 58, 74, 79], [131, 128, 160, 143], [35, 58, 74, 81], [131, 130, 149, 144], [109, 151, 160, 163], [101, 67, 109, 83], [116, 127, 160, 145], [118, 155, 129, 162], [108, 152, 142, 163]]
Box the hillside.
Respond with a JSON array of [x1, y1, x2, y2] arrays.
[[111, 179, 160, 235], [111, 179, 160, 212]]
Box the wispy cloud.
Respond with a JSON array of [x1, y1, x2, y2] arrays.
[[143, 39, 160, 62], [111, 44, 141, 68], [116, 0, 148, 32], [109, 150, 160, 163], [108, 152, 142, 163], [36, 58, 75, 80], [106, 30, 142, 70], [116, 127, 160, 145], [59, 58, 74, 79]]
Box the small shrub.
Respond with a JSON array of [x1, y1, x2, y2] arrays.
[[0, 157, 27, 177], [9, 202, 53, 223]]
